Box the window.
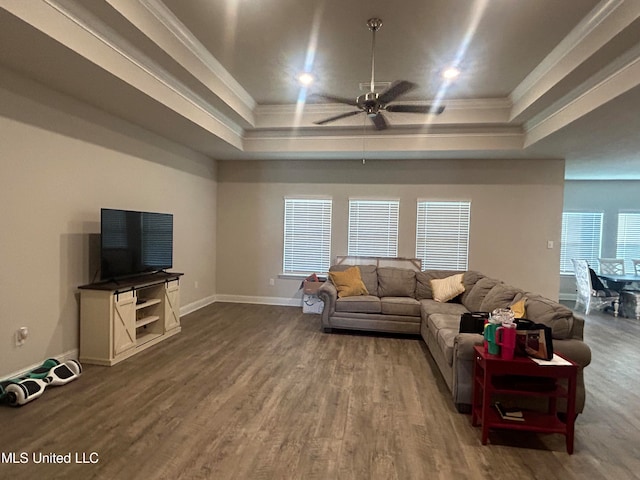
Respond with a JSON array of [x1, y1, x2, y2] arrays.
[[560, 212, 603, 274], [283, 198, 332, 274], [616, 212, 640, 272], [416, 201, 471, 270], [348, 199, 399, 257]]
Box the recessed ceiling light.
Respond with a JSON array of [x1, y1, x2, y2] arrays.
[[297, 72, 315, 86], [442, 67, 460, 80]]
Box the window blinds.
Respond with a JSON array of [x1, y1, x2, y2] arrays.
[[560, 212, 603, 274], [283, 198, 332, 274], [416, 201, 470, 270], [348, 199, 399, 257], [616, 212, 640, 272]]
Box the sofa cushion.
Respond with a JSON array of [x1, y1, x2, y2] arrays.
[[523, 295, 574, 340], [460, 271, 486, 305], [427, 313, 461, 366], [438, 328, 459, 366], [431, 274, 466, 302], [420, 299, 469, 318], [335, 295, 381, 314], [415, 270, 463, 300], [378, 267, 416, 298], [357, 265, 379, 297], [329, 266, 369, 298], [330, 264, 378, 297], [462, 277, 501, 312], [428, 312, 462, 334], [480, 283, 523, 312], [380, 297, 421, 316]]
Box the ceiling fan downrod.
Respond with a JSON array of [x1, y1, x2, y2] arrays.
[[367, 18, 383, 94]]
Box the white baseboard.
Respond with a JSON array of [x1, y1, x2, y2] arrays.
[[180, 295, 216, 317], [179, 294, 301, 317], [4, 348, 79, 381], [559, 293, 577, 301], [214, 294, 301, 307], [3, 296, 297, 379]]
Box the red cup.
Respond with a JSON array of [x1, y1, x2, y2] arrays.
[[496, 324, 517, 360]]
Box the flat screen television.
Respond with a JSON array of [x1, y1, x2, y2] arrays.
[[100, 208, 173, 281]]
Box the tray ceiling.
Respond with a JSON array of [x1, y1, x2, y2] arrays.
[[1, 0, 639, 178]]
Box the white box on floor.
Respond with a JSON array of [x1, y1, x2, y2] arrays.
[[302, 293, 324, 314]]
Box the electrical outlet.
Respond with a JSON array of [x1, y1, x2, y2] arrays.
[[269, 278, 275, 286], [194, 281, 199, 289], [547, 240, 554, 249]]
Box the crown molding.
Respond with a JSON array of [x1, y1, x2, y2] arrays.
[[510, 0, 638, 121], [512, 0, 624, 102], [254, 98, 514, 129], [244, 130, 524, 155], [256, 97, 512, 115], [524, 49, 640, 147], [1, 0, 244, 147], [134, 0, 256, 123]]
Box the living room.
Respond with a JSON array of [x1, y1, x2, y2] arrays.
[[1, 1, 640, 478]]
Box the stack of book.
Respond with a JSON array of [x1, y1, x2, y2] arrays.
[[494, 402, 524, 421]]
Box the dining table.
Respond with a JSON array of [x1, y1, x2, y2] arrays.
[[598, 273, 640, 319], [597, 273, 640, 289]]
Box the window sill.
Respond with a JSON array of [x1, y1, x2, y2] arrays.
[[279, 273, 327, 280]]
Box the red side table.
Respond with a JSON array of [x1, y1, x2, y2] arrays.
[[471, 345, 578, 454]]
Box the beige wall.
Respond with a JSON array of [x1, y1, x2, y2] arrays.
[[0, 73, 217, 377], [560, 180, 640, 298], [0, 66, 573, 377], [217, 158, 565, 304]]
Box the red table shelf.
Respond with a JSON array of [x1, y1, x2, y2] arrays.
[[471, 345, 578, 454]]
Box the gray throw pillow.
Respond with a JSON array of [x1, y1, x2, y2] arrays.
[[462, 277, 501, 312]]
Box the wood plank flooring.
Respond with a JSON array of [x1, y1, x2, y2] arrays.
[[1, 302, 639, 479]]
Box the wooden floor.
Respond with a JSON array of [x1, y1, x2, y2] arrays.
[[1, 302, 639, 480]]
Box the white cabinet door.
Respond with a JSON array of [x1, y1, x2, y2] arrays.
[[164, 281, 180, 331], [113, 293, 136, 356]]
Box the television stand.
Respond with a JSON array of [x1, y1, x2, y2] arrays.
[[78, 272, 183, 366]]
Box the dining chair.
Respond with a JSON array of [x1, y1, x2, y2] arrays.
[[572, 259, 619, 316], [598, 258, 625, 275], [598, 258, 627, 293], [627, 259, 640, 291]]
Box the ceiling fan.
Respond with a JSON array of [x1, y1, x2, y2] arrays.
[[313, 18, 445, 130]]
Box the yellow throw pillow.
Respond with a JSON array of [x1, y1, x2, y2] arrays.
[[329, 266, 369, 298], [510, 297, 527, 318], [430, 273, 465, 303]]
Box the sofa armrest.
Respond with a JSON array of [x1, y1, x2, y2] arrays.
[[571, 314, 585, 340], [317, 281, 337, 328], [553, 339, 591, 368], [454, 333, 484, 360], [450, 333, 484, 406]]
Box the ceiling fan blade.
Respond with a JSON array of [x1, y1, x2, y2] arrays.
[[314, 110, 363, 125], [311, 93, 358, 106], [378, 80, 417, 104], [385, 104, 445, 114], [370, 113, 388, 130]]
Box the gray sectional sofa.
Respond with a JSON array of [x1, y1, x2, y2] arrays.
[[317, 265, 592, 413]]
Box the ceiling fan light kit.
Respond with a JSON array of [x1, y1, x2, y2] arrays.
[[314, 17, 445, 130]]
